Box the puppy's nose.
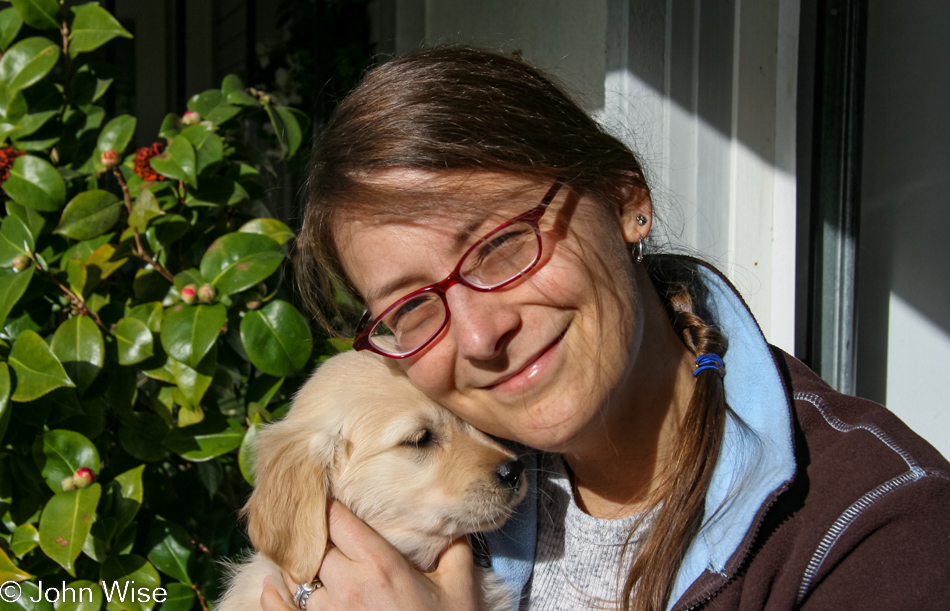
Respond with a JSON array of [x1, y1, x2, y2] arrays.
[[495, 458, 525, 490]]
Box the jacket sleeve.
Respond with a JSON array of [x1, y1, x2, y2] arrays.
[[800, 471, 950, 609]]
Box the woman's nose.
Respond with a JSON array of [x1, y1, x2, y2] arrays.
[[445, 287, 520, 362]]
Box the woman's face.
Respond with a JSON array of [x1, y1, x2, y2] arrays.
[[335, 171, 653, 454]]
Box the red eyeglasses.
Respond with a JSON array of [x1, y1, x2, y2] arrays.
[[353, 181, 563, 358]]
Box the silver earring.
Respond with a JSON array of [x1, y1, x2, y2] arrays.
[[633, 239, 644, 264], [636, 214, 647, 226]]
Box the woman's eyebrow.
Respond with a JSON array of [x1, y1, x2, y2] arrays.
[[453, 217, 487, 248], [364, 272, 431, 307]]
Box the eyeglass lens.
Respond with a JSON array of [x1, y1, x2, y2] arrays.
[[369, 219, 542, 355]]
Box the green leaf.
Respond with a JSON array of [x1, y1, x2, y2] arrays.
[[0, 265, 34, 331], [32, 429, 100, 493], [239, 417, 262, 485], [53, 580, 103, 611], [10, 0, 60, 31], [149, 135, 196, 187], [99, 554, 160, 611], [239, 217, 295, 245], [86, 242, 128, 280], [169, 351, 215, 408], [55, 190, 123, 240], [186, 89, 224, 116], [240, 300, 313, 377], [112, 464, 144, 533], [246, 374, 284, 409], [0, 214, 35, 266], [128, 189, 164, 230], [199, 232, 283, 296], [50, 315, 105, 393], [0, 363, 10, 442], [274, 105, 310, 159], [70, 62, 116, 106], [173, 268, 203, 293], [118, 412, 168, 462], [187, 89, 240, 124], [146, 518, 192, 584], [2, 154, 66, 211], [115, 317, 153, 365], [164, 414, 244, 461], [69, 3, 132, 57], [65, 257, 87, 296], [96, 114, 136, 155], [222, 73, 259, 106], [0, 8, 23, 51], [160, 303, 226, 368], [2, 81, 61, 142], [0, 546, 32, 583], [10, 522, 39, 556], [6, 582, 52, 610], [5, 200, 45, 239], [156, 582, 194, 611], [38, 484, 101, 576], [0, 37, 60, 96], [158, 112, 180, 139], [128, 301, 163, 332], [181, 124, 224, 176], [145, 213, 189, 253], [9, 330, 75, 402], [187, 176, 248, 207]]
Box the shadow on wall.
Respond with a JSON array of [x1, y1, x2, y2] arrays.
[[855, 2, 950, 404]]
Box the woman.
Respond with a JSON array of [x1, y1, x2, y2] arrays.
[[261, 47, 950, 610]]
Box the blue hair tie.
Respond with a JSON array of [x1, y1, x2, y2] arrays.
[[693, 353, 725, 378]]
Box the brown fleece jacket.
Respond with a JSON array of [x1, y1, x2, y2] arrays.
[[673, 349, 950, 610]]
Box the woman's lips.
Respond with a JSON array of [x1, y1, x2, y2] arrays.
[[483, 328, 567, 394]]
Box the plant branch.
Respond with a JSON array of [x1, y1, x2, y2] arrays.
[[112, 168, 176, 284], [192, 584, 209, 611], [52, 277, 106, 330]]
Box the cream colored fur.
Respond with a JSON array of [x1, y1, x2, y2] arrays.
[[218, 350, 526, 610]]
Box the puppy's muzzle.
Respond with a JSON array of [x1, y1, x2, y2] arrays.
[[495, 458, 525, 491]]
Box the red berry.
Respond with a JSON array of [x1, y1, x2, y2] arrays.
[[100, 148, 120, 168], [198, 283, 217, 304], [73, 467, 95, 488], [181, 284, 197, 304], [182, 110, 201, 126]]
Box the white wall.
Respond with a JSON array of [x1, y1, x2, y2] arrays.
[[856, 2, 950, 457], [408, 0, 799, 354]]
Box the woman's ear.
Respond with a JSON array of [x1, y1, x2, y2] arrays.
[[618, 178, 653, 244], [243, 418, 333, 585]]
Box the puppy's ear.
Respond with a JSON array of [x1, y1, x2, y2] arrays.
[[242, 420, 333, 584]]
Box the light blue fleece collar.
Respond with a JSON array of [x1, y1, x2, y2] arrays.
[[486, 264, 796, 608], [665, 265, 796, 608]]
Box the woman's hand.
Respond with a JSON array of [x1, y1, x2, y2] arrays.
[[260, 500, 479, 611]]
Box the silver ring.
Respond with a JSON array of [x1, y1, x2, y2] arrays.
[[293, 577, 323, 610]]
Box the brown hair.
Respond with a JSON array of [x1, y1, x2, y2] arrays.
[[296, 46, 727, 611]]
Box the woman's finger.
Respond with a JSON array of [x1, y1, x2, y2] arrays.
[[281, 570, 299, 602], [428, 537, 478, 606], [261, 575, 297, 611], [325, 499, 392, 560]]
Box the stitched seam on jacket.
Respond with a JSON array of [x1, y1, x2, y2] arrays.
[[794, 392, 918, 469], [794, 468, 931, 605], [793, 392, 939, 605]]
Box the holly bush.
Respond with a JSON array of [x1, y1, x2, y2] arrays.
[[0, 2, 332, 609]]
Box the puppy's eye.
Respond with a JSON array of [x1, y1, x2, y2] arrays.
[[403, 429, 434, 448]]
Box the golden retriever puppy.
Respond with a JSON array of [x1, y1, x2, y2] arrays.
[[218, 350, 526, 611]]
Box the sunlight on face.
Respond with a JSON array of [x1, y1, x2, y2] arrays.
[[336, 170, 648, 456]]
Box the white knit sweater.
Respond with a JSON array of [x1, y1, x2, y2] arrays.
[[524, 454, 656, 610]]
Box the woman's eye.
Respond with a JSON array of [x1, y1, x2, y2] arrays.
[[403, 429, 434, 448], [472, 227, 531, 266], [390, 295, 432, 328]]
